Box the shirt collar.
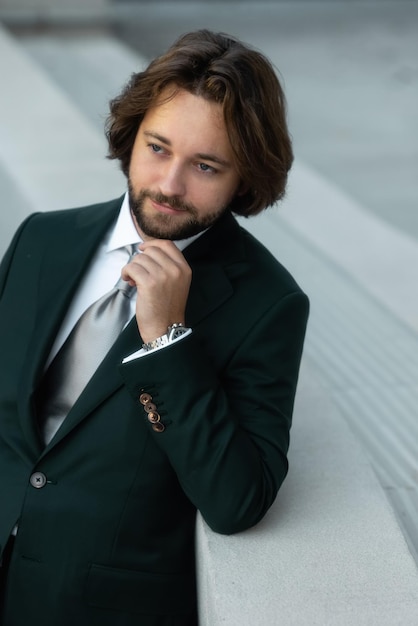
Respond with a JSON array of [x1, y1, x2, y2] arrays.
[[107, 192, 205, 253]]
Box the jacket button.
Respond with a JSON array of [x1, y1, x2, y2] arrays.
[[144, 402, 157, 413], [30, 472, 47, 489], [139, 392, 153, 405], [152, 422, 165, 433], [147, 411, 161, 424]]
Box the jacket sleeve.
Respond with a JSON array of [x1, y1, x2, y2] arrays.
[[119, 289, 309, 535]]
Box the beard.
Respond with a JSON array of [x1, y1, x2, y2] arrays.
[[128, 180, 229, 241]]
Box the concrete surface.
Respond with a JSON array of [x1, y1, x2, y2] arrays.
[[0, 23, 127, 251]]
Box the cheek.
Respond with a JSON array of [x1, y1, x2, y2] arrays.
[[192, 189, 234, 215], [195, 179, 238, 211], [212, 179, 241, 209], [186, 185, 219, 212], [129, 154, 156, 187]]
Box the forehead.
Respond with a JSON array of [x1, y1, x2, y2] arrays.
[[141, 87, 233, 157], [149, 85, 223, 120]]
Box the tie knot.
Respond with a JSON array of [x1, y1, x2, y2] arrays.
[[114, 244, 138, 296], [116, 277, 135, 297], [127, 243, 139, 260]]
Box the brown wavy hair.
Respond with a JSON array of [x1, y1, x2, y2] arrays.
[[106, 30, 293, 216]]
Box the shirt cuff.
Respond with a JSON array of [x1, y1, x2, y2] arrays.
[[122, 328, 192, 363]]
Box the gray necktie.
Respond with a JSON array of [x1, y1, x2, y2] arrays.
[[38, 244, 138, 445]]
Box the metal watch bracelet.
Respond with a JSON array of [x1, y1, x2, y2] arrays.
[[142, 323, 189, 352]]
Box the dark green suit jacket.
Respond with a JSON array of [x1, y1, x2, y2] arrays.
[[0, 197, 308, 625]]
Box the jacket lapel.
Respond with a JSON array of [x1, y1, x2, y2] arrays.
[[17, 197, 123, 453], [184, 211, 247, 326]]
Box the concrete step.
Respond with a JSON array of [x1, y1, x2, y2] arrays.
[[0, 22, 126, 250], [17, 29, 147, 133]]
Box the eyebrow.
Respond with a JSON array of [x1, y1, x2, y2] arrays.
[[143, 130, 231, 168]]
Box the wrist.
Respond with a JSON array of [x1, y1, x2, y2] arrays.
[[142, 323, 190, 352]]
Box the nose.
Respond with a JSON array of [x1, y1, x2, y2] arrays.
[[158, 160, 186, 198]]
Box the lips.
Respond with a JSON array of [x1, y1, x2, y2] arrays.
[[150, 199, 187, 215]]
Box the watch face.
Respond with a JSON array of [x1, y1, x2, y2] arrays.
[[171, 327, 187, 339]]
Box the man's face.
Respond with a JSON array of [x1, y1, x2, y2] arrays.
[[128, 86, 242, 240]]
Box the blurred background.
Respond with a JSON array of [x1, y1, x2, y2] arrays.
[[1, 0, 417, 237], [1, 0, 418, 570]]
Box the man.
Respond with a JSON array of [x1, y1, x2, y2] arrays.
[[0, 30, 308, 625]]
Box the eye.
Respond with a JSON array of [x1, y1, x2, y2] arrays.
[[197, 162, 216, 174], [148, 143, 164, 154]]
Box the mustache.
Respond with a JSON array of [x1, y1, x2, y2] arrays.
[[141, 190, 196, 214]]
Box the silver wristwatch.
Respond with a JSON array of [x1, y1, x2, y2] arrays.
[[142, 323, 190, 351]]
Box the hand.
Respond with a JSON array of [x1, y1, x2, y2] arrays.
[[121, 240, 192, 343]]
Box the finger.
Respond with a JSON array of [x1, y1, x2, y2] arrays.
[[121, 250, 190, 288], [138, 240, 188, 267], [120, 253, 161, 284], [134, 246, 192, 282]]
